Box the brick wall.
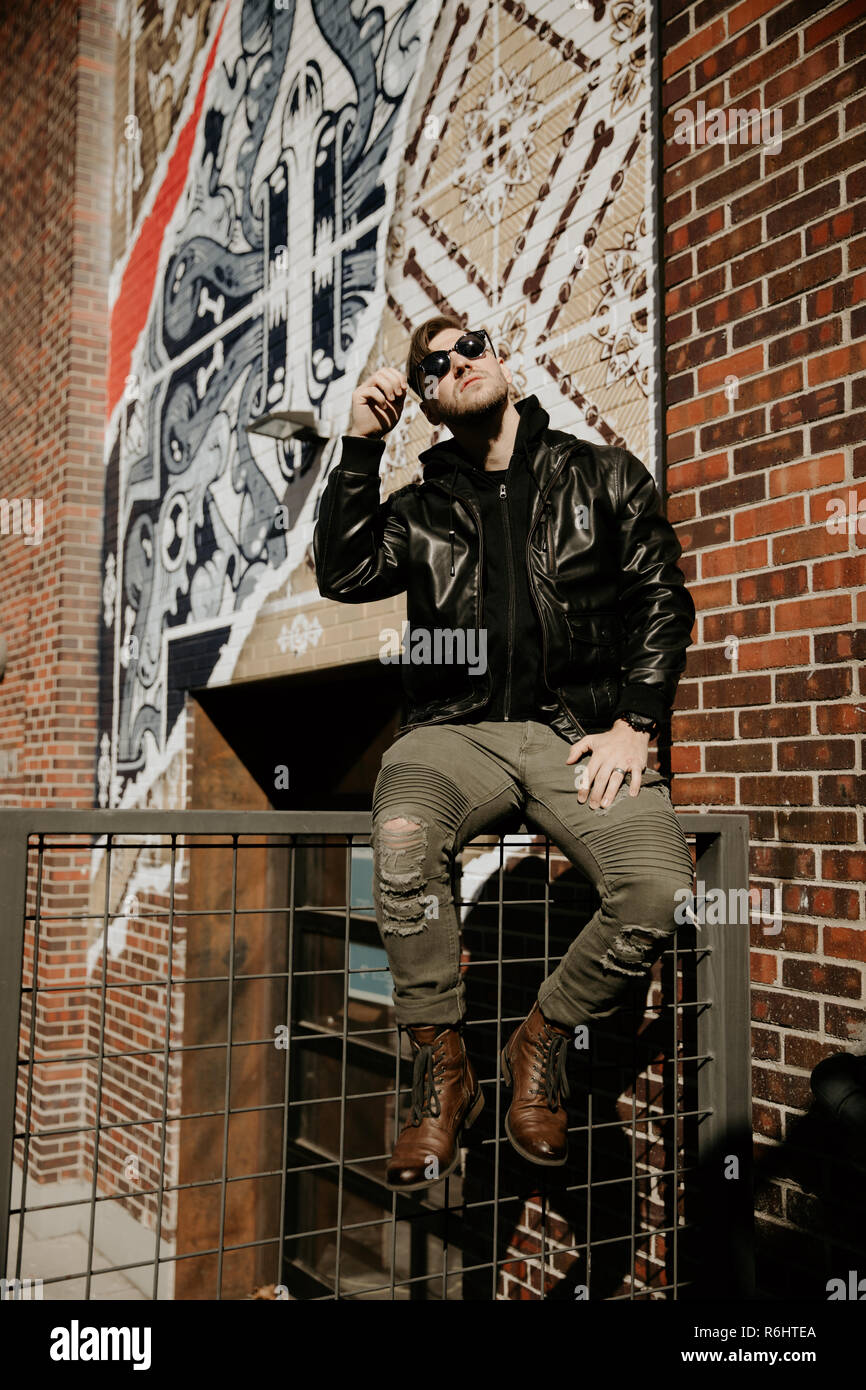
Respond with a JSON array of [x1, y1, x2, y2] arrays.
[[1, 0, 116, 1189], [661, 0, 866, 1296]]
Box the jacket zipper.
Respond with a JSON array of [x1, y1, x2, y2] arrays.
[[398, 459, 587, 740], [500, 479, 515, 720], [524, 451, 587, 740]]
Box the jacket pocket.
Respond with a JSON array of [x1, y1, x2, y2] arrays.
[[566, 614, 623, 720], [566, 613, 622, 669]]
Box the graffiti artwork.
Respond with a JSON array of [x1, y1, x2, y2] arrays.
[[100, 0, 656, 807], [100, 0, 429, 804]]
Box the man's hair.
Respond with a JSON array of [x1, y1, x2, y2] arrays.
[[405, 314, 497, 397]]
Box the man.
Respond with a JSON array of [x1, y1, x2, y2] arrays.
[[313, 316, 695, 1191]]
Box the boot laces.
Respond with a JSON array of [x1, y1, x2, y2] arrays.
[[532, 1029, 571, 1111], [409, 1037, 447, 1125]]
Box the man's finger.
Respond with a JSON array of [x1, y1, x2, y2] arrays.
[[598, 767, 627, 809], [576, 758, 604, 801], [566, 737, 591, 765], [364, 384, 395, 408], [374, 376, 400, 402], [379, 369, 404, 396], [588, 758, 626, 809]]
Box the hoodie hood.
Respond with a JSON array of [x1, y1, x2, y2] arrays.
[[417, 394, 551, 575], [417, 394, 550, 479]]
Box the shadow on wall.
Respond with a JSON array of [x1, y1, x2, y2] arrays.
[[749, 1095, 866, 1302]]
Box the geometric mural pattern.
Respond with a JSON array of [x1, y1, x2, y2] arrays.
[[100, 0, 658, 807]]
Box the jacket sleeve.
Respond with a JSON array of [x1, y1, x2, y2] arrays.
[[610, 448, 695, 725], [313, 435, 410, 604]]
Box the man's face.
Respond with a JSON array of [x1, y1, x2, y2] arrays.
[[417, 328, 512, 427]]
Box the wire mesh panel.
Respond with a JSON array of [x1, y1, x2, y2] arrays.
[[0, 811, 751, 1301]]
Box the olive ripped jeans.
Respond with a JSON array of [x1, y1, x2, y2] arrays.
[[370, 719, 695, 1028]]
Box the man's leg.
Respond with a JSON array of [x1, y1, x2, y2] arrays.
[[522, 721, 695, 1027], [371, 722, 522, 1025], [499, 720, 695, 1166], [370, 722, 524, 1188]]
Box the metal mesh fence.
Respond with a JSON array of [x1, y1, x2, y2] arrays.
[[0, 810, 752, 1301]]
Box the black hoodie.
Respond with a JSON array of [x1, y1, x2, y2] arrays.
[[415, 395, 554, 725]]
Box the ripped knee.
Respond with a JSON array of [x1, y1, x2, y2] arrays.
[[374, 817, 431, 938], [600, 924, 670, 978]]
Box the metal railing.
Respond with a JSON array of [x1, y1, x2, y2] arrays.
[[0, 809, 752, 1300]]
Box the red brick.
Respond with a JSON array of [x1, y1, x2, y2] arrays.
[[663, 18, 726, 80], [824, 1003, 866, 1040], [753, 1102, 783, 1141], [807, 340, 866, 385], [823, 927, 866, 962], [731, 168, 799, 226], [729, 34, 799, 99], [768, 452, 845, 497], [783, 959, 863, 997], [701, 538, 768, 576], [697, 344, 763, 392], [751, 953, 779, 984], [822, 850, 866, 881], [752, 992, 820, 1034], [667, 451, 729, 492], [774, 595, 852, 631], [702, 607, 772, 640], [806, 1, 865, 48], [697, 281, 763, 333], [767, 247, 842, 302], [778, 811, 859, 845], [731, 233, 801, 289], [805, 134, 866, 189], [701, 673, 773, 708], [733, 496, 804, 539], [732, 300, 801, 350], [768, 318, 842, 367]]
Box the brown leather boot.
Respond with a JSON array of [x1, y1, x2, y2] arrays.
[[385, 1022, 484, 1191], [501, 1000, 572, 1166]]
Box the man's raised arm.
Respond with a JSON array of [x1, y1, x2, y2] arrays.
[[313, 368, 411, 604]]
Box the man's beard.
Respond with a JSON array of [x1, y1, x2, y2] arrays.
[[435, 375, 509, 425]]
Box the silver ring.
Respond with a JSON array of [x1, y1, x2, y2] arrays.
[[613, 767, 628, 774]]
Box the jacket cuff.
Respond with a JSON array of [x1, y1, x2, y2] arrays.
[[340, 434, 387, 472], [612, 683, 669, 724]]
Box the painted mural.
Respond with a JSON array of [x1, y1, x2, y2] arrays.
[[100, 0, 657, 808], [101, 0, 434, 806]]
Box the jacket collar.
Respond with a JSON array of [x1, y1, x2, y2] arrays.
[[417, 394, 550, 481]]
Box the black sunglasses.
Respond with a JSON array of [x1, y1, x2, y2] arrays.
[[411, 329, 495, 399]]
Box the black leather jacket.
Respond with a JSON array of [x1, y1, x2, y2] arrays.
[[314, 395, 695, 742]]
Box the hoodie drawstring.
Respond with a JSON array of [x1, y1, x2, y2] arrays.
[[448, 462, 458, 576]]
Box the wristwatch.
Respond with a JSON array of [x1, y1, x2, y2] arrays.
[[617, 710, 660, 738]]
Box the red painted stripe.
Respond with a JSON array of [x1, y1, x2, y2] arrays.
[[106, 6, 228, 420]]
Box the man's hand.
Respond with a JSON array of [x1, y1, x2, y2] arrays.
[[565, 719, 652, 808], [347, 368, 408, 440]]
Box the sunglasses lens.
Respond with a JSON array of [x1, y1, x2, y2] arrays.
[[455, 333, 485, 358], [415, 331, 490, 394], [419, 351, 450, 382]]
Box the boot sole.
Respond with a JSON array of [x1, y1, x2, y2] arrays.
[[384, 1087, 485, 1192], [500, 1046, 568, 1168]]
